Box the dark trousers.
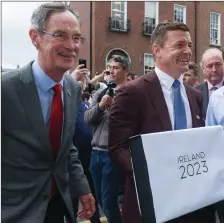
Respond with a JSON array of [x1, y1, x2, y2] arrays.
[[44, 190, 72, 223], [217, 201, 224, 223], [73, 145, 101, 223], [73, 165, 101, 223], [90, 150, 122, 223]]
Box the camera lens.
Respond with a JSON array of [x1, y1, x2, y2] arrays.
[[106, 71, 110, 75]]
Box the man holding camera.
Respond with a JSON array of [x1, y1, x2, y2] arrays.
[[84, 56, 130, 223]]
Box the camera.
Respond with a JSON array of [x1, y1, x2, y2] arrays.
[[106, 80, 116, 97], [105, 71, 110, 76]]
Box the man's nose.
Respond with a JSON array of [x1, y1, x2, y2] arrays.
[[63, 38, 77, 49], [212, 64, 217, 72]]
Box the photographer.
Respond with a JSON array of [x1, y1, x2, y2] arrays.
[[84, 56, 131, 223]]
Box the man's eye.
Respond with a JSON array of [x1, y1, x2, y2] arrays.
[[72, 36, 80, 40], [177, 44, 183, 48], [54, 33, 64, 38]]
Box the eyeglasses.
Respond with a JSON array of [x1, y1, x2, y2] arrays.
[[39, 30, 85, 45]]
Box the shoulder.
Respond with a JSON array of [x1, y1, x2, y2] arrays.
[[116, 71, 155, 98], [64, 74, 80, 88], [195, 82, 207, 91], [210, 86, 224, 102], [2, 62, 33, 90]]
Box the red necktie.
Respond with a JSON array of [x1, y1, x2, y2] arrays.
[[48, 84, 63, 199]]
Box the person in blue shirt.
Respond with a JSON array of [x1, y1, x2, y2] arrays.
[[73, 91, 101, 223], [206, 85, 224, 223]]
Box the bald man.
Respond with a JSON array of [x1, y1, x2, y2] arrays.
[[196, 48, 224, 120]]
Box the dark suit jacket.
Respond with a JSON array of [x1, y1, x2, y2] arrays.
[[195, 82, 209, 120], [196, 81, 224, 121], [1, 62, 90, 223], [109, 71, 214, 223]]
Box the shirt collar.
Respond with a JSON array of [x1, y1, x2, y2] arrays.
[[155, 66, 184, 90], [207, 79, 224, 91], [32, 60, 64, 92]]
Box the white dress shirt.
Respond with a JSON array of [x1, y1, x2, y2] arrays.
[[155, 67, 192, 130], [206, 86, 224, 127], [207, 79, 224, 97]]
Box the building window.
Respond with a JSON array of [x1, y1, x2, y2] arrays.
[[144, 54, 155, 75], [174, 4, 186, 23], [143, 2, 159, 35], [61, 1, 70, 6], [210, 12, 221, 45], [111, 1, 127, 30]]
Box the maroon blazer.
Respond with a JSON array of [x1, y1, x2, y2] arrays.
[[109, 71, 215, 223]]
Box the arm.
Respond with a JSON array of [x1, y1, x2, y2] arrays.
[[84, 89, 105, 126], [89, 71, 106, 85], [205, 95, 217, 126], [68, 144, 91, 196], [108, 84, 139, 176]]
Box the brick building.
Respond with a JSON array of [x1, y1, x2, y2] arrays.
[[68, 1, 224, 81]]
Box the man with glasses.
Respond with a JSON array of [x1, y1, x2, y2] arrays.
[[196, 48, 224, 120], [84, 56, 131, 223], [2, 3, 95, 223]]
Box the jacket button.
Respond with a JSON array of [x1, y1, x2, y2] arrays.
[[43, 195, 49, 200]]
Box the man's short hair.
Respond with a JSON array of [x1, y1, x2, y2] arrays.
[[109, 56, 131, 70], [151, 20, 190, 46], [188, 62, 198, 77], [200, 48, 223, 68], [31, 2, 79, 31]]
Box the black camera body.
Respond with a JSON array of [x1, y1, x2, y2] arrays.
[[106, 80, 116, 97], [87, 83, 95, 94]]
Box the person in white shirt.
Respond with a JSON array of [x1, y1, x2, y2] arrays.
[[206, 85, 224, 223], [206, 86, 224, 127]]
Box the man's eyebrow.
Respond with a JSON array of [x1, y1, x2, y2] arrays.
[[53, 29, 82, 35]]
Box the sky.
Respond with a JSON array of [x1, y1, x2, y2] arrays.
[[2, 2, 48, 68]]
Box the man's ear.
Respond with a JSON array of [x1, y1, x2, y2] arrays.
[[29, 29, 40, 50], [152, 44, 161, 59], [124, 68, 130, 76]]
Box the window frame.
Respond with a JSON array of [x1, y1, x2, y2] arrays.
[[143, 2, 159, 35], [210, 12, 221, 46], [111, 1, 127, 22], [144, 53, 155, 75], [174, 4, 186, 24]]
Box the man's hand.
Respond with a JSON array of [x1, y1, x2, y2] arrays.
[[77, 193, 96, 220], [71, 64, 89, 82], [99, 95, 113, 110]]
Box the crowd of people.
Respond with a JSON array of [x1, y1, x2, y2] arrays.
[[2, 2, 224, 223]]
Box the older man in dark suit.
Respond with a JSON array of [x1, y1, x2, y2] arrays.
[[109, 21, 215, 223], [1, 3, 95, 223], [195, 48, 224, 120]]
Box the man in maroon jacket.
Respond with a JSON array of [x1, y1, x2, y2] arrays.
[[108, 21, 215, 223]]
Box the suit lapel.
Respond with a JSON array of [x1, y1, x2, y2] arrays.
[[202, 82, 209, 116], [185, 85, 198, 127], [17, 63, 51, 154], [144, 71, 172, 131], [56, 78, 73, 162]]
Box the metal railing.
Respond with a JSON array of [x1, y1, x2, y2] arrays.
[[108, 17, 131, 32], [142, 17, 156, 36]]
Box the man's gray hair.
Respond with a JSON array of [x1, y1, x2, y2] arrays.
[[31, 2, 80, 31], [109, 56, 131, 70], [200, 47, 223, 68]]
